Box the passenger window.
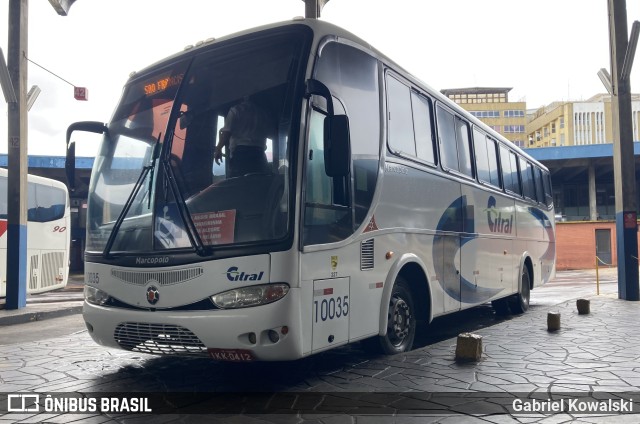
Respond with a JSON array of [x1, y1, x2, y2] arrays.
[[386, 76, 416, 156], [508, 152, 521, 195], [543, 171, 553, 206], [437, 105, 473, 177], [500, 145, 521, 195], [411, 93, 436, 164], [455, 117, 473, 177], [436, 106, 458, 171], [486, 137, 500, 187], [474, 129, 490, 183], [520, 158, 536, 200], [535, 167, 545, 204]]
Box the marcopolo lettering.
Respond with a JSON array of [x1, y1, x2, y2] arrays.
[[135, 256, 170, 265], [226, 266, 265, 282]]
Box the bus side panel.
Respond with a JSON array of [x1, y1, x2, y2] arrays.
[[373, 162, 465, 317], [515, 203, 555, 288], [300, 242, 382, 352], [460, 184, 516, 306]]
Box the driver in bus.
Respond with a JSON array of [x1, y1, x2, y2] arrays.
[[214, 96, 270, 177]]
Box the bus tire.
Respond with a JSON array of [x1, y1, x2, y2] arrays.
[[510, 265, 531, 314], [379, 277, 416, 354], [491, 297, 510, 316]]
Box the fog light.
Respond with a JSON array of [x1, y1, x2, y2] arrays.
[[268, 329, 280, 343], [281, 326, 289, 335], [248, 332, 257, 344]]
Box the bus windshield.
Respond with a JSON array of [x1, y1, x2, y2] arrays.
[[86, 30, 307, 254]]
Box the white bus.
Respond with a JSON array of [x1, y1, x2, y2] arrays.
[[0, 168, 70, 296], [67, 19, 555, 361]]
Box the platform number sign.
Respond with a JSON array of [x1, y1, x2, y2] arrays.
[[74, 87, 88, 101]]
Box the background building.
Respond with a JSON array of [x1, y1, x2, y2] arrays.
[[526, 94, 640, 148], [441, 87, 527, 147]]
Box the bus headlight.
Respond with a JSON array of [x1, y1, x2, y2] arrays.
[[211, 283, 289, 309], [84, 286, 111, 306]]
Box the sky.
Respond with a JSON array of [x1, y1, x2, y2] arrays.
[[1, 0, 640, 156]]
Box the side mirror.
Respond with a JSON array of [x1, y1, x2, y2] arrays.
[[65, 121, 107, 192], [323, 114, 350, 177], [306, 79, 351, 177]]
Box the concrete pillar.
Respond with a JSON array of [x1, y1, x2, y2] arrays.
[[5, 0, 28, 309], [608, 0, 639, 301], [589, 161, 598, 221]]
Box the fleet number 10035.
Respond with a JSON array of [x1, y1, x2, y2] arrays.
[[314, 296, 349, 323]]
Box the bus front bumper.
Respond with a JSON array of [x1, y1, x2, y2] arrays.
[[82, 288, 304, 361]]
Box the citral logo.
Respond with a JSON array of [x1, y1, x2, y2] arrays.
[[225, 266, 265, 282]]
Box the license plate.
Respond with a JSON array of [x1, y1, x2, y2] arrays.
[[207, 348, 255, 362]]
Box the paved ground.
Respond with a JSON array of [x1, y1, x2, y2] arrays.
[[0, 268, 638, 423]]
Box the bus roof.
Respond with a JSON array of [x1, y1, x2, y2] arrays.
[[0, 167, 69, 192]]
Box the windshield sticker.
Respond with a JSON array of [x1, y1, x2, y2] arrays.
[[192, 210, 236, 245]]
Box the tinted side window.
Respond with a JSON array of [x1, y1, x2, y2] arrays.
[[437, 106, 458, 171], [509, 152, 521, 195], [474, 129, 490, 183], [486, 138, 500, 187], [535, 167, 545, 204], [24, 182, 67, 223], [411, 93, 436, 164], [455, 117, 473, 177], [387, 76, 416, 156], [500, 145, 521, 195], [310, 42, 381, 243], [474, 129, 500, 187], [520, 158, 536, 200], [32, 185, 67, 222], [543, 171, 553, 206]]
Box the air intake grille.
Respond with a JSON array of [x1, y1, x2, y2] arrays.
[[29, 255, 39, 290], [111, 267, 203, 286], [361, 238, 375, 270], [42, 252, 64, 287], [114, 323, 208, 357]]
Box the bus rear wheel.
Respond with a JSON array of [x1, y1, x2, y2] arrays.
[[510, 265, 531, 314]]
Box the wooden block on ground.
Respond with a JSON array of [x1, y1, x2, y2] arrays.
[[455, 332, 482, 362], [547, 312, 561, 331], [576, 299, 590, 315]]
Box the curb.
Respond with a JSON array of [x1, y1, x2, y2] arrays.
[[0, 304, 83, 326]]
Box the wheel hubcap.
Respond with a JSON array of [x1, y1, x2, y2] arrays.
[[388, 297, 411, 346]]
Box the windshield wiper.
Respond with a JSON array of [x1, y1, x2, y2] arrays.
[[102, 134, 161, 259], [161, 130, 208, 256]]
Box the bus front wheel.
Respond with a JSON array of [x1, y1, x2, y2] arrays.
[[510, 265, 531, 314], [377, 277, 416, 354]]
